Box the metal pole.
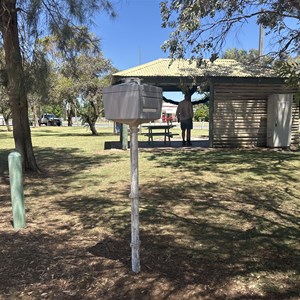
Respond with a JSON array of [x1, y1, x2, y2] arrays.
[[8, 151, 26, 230], [129, 125, 140, 273], [259, 23, 264, 60]]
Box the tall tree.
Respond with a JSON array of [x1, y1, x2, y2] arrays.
[[0, 1, 38, 171], [161, 0, 300, 61], [222, 48, 273, 65], [0, 1, 115, 172], [0, 87, 11, 131], [26, 48, 52, 128], [277, 57, 300, 103], [40, 30, 115, 135], [60, 53, 114, 135], [277, 57, 300, 89], [0, 48, 11, 131]]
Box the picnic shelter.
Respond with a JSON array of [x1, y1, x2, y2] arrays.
[[111, 59, 299, 149]]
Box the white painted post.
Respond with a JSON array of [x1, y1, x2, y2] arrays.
[[129, 125, 140, 273]]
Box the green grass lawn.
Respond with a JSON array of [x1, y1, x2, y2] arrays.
[[0, 125, 299, 299]]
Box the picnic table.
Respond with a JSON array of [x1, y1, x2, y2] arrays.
[[142, 124, 178, 145]]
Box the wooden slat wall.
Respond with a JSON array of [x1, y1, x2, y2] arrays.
[[211, 82, 299, 148]]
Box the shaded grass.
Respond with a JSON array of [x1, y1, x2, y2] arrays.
[[0, 126, 299, 299]]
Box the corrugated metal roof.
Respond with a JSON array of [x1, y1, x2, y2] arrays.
[[113, 58, 277, 78]]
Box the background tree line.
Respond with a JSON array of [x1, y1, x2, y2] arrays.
[[0, 30, 117, 134]]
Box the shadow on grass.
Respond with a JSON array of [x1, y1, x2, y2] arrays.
[[84, 149, 299, 298], [0, 149, 11, 176], [1, 147, 299, 299], [24, 146, 126, 198], [40, 148, 300, 298], [0, 224, 298, 300], [31, 130, 117, 138], [0, 146, 125, 224], [145, 148, 300, 182], [88, 232, 299, 299], [59, 179, 299, 298]]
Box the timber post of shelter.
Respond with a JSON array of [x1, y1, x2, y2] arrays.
[[8, 151, 26, 230], [121, 124, 128, 150], [129, 125, 141, 273]]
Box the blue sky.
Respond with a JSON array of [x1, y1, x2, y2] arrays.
[[93, 0, 263, 71]]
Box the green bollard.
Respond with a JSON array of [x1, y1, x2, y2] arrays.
[[8, 151, 26, 230]]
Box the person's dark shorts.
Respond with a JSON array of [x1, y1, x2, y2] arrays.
[[180, 118, 193, 130]]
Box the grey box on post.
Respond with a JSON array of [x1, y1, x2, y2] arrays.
[[103, 80, 163, 126]]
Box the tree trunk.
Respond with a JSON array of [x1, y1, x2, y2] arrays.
[[89, 100, 98, 135], [0, 1, 39, 172], [87, 119, 98, 135], [67, 110, 73, 126], [31, 100, 40, 128], [3, 112, 11, 131], [66, 100, 73, 126]]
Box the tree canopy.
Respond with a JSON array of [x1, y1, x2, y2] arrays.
[[38, 30, 116, 135], [222, 48, 273, 65], [161, 0, 300, 61]]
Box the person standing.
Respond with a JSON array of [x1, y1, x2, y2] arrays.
[[176, 90, 194, 146]]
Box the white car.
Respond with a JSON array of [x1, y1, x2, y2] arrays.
[[39, 113, 62, 126]]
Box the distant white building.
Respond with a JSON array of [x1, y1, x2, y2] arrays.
[[161, 101, 177, 122], [0, 114, 13, 126], [162, 101, 177, 115]]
